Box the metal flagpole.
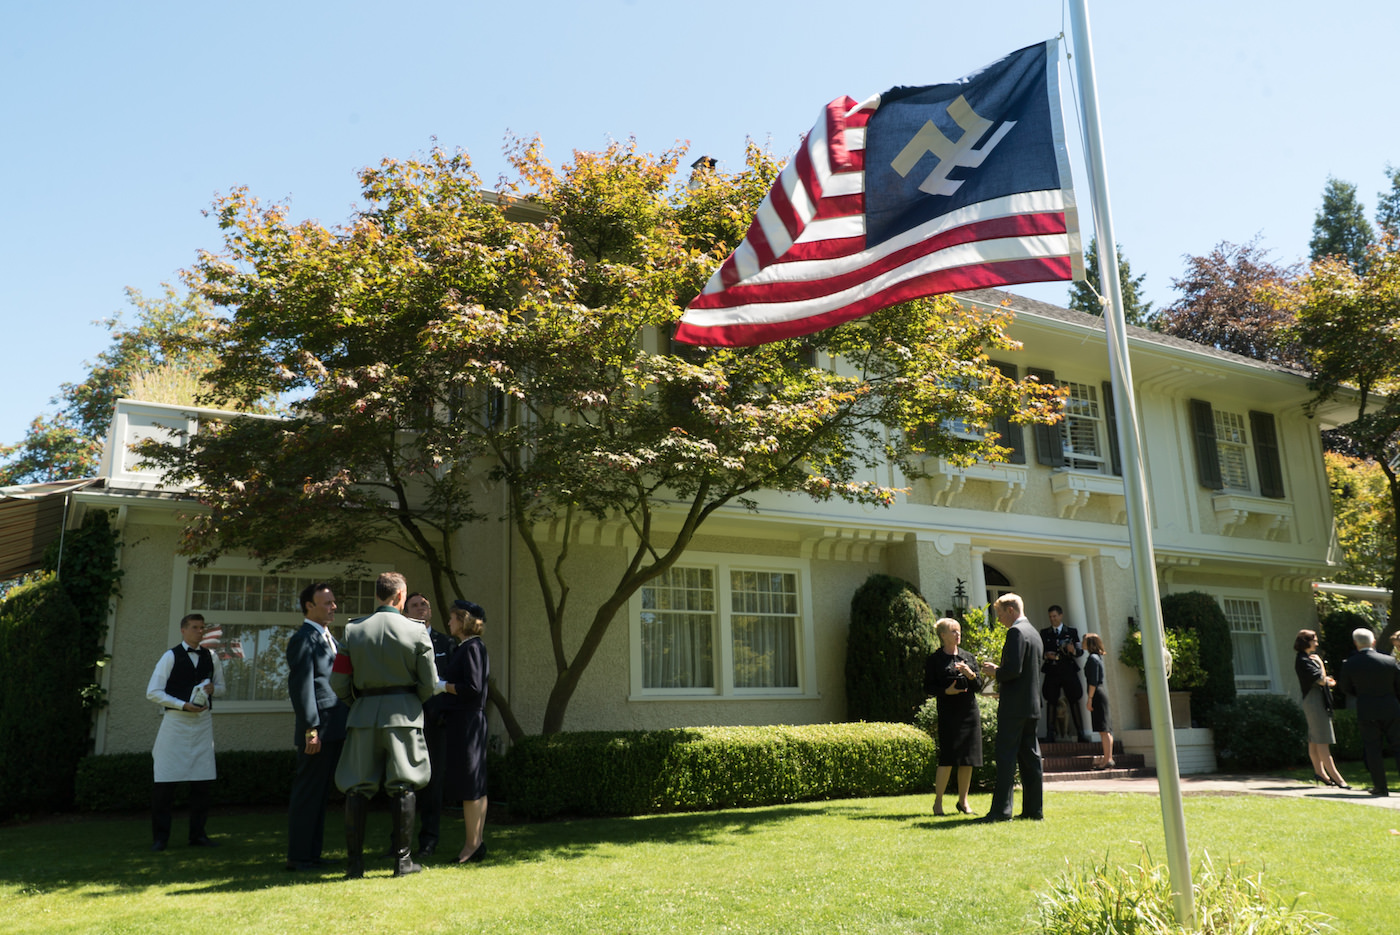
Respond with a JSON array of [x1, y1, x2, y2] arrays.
[[1064, 0, 1195, 925]]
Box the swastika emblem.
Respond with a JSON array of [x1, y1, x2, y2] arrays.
[[889, 95, 1016, 197]]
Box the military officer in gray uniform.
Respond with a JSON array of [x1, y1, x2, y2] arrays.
[[331, 572, 438, 879]]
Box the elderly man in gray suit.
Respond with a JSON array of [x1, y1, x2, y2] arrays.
[[978, 593, 1045, 822], [1337, 627, 1400, 797], [331, 572, 438, 879]]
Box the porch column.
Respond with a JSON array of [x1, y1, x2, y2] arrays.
[[1059, 554, 1093, 741], [969, 546, 989, 615]]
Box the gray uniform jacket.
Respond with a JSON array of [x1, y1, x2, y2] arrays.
[[331, 605, 437, 729]]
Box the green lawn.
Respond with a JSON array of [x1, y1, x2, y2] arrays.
[[2, 788, 1397, 934]]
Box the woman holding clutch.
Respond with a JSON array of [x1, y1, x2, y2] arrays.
[[924, 617, 984, 816]]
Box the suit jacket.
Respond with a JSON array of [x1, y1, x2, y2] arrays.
[[1338, 648, 1400, 722], [332, 605, 437, 730], [997, 617, 1045, 720], [286, 621, 349, 747], [422, 627, 456, 724]]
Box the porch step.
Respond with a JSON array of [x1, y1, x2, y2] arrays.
[[1039, 739, 1152, 782]]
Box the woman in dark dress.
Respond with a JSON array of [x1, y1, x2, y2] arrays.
[[924, 617, 984, 816], [1082, 633, 1114, 769], [1294, 628, 1348, 787], [443, 599, 491, 863]]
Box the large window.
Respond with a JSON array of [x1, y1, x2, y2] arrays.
[[185, 570, 379, 705], [1220, 596, 1272, 692], [1213, 410, 1251, 491], [633, 554, 814, 697], [1059, 381, 1106, 471], [1188, 400, 1285, 498]]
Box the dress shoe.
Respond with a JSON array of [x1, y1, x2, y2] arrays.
[[457, 842, 487, 863], [189, 835, 219, 847], [1014, 813, 1044, 821], [972, 814, 1010, 824], [1366, 787, 1390, 797], [150, 840, 168, 852], [955, 802, 974, 814], [414, 840, 438, 860]]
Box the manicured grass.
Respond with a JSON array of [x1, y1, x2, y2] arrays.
[[2, 789, 1397, 934]]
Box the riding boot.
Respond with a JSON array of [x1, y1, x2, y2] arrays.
[[344, 793, 369, 880], [391, 790, 422, 877]]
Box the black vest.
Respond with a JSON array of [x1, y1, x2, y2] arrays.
[[165, 644, 214, 709]]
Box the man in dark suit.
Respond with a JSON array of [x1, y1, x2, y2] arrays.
[[1040, 605, 1088, 743], [284, 582, 350, 871], [332, 572, 438, 879], [979, 593, 1045, 821], [1337, 627, 1400, 796], [403, 592, 454, 859]]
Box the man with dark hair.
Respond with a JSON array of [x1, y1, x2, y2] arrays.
[[1338, 627, 1400, 797], [1039, 604, 1088, 743], [332, 572, 437, 878], [979, 593, 1045, 822], [284, 583, 350, 871], [402, 591, 453, 859], [145, 612, 224, 851]]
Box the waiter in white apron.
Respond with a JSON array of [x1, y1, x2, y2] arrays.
[[145, 612, 224, 851]]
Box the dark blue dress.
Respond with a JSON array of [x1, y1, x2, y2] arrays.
[[441, 636, 489, 802]]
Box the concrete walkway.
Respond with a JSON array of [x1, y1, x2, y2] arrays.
[[1051, 772, 1400, 810]]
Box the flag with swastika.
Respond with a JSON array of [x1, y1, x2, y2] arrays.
[[675, 39, 1081, 347]]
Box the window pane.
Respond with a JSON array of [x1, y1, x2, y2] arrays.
[[1214, 411, 1250, 490], [1059, 382, 1104, 471], [1222, 597, 1271, 691], [210, 623, 295, 701], [640, 567, 716, 688], [730, 570, 798, 688]]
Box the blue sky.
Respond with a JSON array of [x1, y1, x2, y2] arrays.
[[3, 0, 1397, 450]]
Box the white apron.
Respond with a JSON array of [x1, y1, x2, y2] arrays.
[[151, 708, 217, 783]]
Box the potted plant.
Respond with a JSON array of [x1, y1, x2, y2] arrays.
[[1119, 623, 1207, 728]]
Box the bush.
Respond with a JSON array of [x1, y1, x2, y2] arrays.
[[914, 692, 999, 791], [1038, 849, 1332, 934], [1161, 591, 1236, 723], [1319, 606, 1370, 671], [505, 723, 935, 820], [845, 574, 937, 723], [1330, 707, 1363, 762], [1211, 694, 1308, 770]]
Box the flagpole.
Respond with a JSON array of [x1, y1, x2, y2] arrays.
[[1064, 0, 1195, 925]]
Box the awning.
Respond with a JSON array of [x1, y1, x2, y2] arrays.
[[0, 478, 101, 581]]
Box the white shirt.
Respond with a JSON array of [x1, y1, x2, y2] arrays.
[[146, 641, 226, 709]]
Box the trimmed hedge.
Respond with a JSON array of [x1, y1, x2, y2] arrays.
[[504, 723, 936, 820], [845, 574, 937, 723], [1211, 694, 1308, 770]]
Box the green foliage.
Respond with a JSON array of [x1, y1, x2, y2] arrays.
[[1038, 849, 1333, 934], [914, 692, 999, 791], [845, 574, 937, 723], [1377, 165, 1400, 242], [1161, 592, 1236, 722], [1323, 451, 1394, 587], [504, 723, 935, 820], [0, 575, 86, 817], [1319, 606, 1372, 676], [954, 605, 1005, 666], [1330, 707, 1363, 762], [1156, 238, 1300, 366], [1309, 176, 1375, 271], [1066, 237, 1154, 326], [1119, 622, 1208, 692], [1211, 695, 1308, 770]]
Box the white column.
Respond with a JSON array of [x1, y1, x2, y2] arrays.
[[1060, 555, 1092, 741], [969, 546, 989, 616]]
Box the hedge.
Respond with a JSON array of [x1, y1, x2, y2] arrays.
[[504, 723, 936, 820], [845, 575, 937, 723], [1211, 694, 1308, 770]]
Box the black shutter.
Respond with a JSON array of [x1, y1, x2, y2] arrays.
[[1028, 367, 1063, 467], [1189, 399, 1223, 490], [1250, 410, 1285, 498], [990, 360, 1025, 464], [1101, 380, 1122, 476]]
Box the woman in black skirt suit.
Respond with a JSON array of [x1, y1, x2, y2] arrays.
[[443, 599, 490, 863], [924, 617, 984, 816], [1083, 633, 1115, 769]]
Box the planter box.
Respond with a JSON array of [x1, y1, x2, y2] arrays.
[[1135, 690, 1193, 729]]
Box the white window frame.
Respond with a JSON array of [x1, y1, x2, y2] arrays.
[[168, 555, 389, 713], [628, 551, 818, 700], [1213, 409, 1252, 492], [1185, 588, 1275, 693], [1058, 380, 1107, 473]]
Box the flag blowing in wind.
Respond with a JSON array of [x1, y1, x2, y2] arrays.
[[675, 39, 1081, 347]]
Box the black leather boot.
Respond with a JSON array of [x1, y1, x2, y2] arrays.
[[344, 793, 369, 880], [390, 791, 422, 877]]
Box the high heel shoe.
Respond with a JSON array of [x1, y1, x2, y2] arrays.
[[1335, 780, 1351, 790], [955, 802, 973, 814], [933, 803, 946, 816], [1313, 773, 1336, 786]]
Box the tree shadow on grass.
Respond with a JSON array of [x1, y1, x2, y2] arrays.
[[0, 801, 826, 896]]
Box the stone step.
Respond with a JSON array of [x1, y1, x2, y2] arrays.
[[1045, 766, 1157, 782]]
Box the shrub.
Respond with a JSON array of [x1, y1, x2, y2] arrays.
[[954, 606, 1004, 666], [914, 692, 999, 791], [845, 574, 937, 722], [505, 723, 935, 820], [1038, 849, 1332, 934], [1211, 694, 1308, 770], [1119, 624, 1208, 691], [1161, 591, 1236, 722], [1330, 707, 1362, 762], [0, 575, 87, 817], [1319, 606, 1370, 671]]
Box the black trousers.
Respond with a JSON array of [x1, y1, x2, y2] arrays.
[[1359, 715, 1400, 793], [988, 715, 1043, 820], [287, 737, 344, 861], [152, 780, 211, 844]]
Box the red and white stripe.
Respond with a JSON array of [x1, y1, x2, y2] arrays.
[[675, 95, 1078, 347]]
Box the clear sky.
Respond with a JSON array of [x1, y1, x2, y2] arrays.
[[3, 0, 1397, 450]]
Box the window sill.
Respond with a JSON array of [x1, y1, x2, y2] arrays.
[[1212, 493, 1291, 539], [924, 457, 1027, 511], [1049, 470, 1125, 522]]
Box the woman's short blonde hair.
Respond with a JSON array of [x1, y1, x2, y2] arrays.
[[934, 617, 961, 639]]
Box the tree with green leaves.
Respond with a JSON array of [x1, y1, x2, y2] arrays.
[[1284, 244, 1400, 623], [1155, 238, 1300, 366], [0, 286, 240, 485], [1066, 237, 1153, 327], [144, 142, 1062, 736], [1309, 176, 1375, 271], [1377, 164, 1400, 244], [1324, 450, 1395, 588]]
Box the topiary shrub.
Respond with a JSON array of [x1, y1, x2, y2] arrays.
[[914, 692, 998, 792], [0, 574, 87, 818], [845, 574, 937, 723], [1160, 591, 1236, 724], [1210, 694, 1308, 770], [505, 723, 935, 820]]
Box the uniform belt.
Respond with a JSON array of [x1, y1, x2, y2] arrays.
[[357, 685, 416, 696]]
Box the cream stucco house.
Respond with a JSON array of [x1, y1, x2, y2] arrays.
[[14, 288, 1353, 770]]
